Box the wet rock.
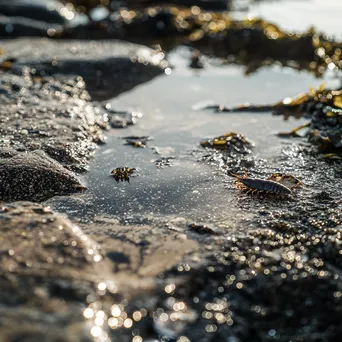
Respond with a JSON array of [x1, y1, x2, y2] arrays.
[[0, 16, 62, 38], [0, 201, 105, 281], [107, 108, 143, 128], [0, 202, 110, 341], [0, 71, 105, 171], [80, 215, 198, 279], [0, 147, 17, 158], [0, 151, 87, 201], [2, 38, 168, 100], [0, 0, 68, 25]]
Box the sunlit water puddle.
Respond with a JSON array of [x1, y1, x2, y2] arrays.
[[46, 48, 339, 228]]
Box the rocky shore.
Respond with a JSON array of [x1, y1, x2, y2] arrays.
[[0, 36, 171, 341], [1, 1, 342, 342]]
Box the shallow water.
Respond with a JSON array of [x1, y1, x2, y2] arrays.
[[46, 0, 342, 226], [48, 50, 339, 227]]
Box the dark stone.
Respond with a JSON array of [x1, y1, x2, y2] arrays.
[[0, 0, 68, 25], [0, 151, 87, 201], [3, 38, 168, 100], [0, 16, 61, 38]]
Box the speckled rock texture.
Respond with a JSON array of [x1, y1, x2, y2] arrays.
[[0, 202, 107, 342], [0, 150, 86, 201], [1, 39, 167, 100]]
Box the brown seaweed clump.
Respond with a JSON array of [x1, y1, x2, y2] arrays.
[[203, 85, 342, 157], [75, 6, 342, 77], [274, 85, 342, 155], [201, 132, 253, 154]]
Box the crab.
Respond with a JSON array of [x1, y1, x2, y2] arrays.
[[110, 167, 136, 183]]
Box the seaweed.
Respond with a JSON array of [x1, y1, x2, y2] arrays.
[[203, 84, 342, 156], [64, 6, 342, 76]]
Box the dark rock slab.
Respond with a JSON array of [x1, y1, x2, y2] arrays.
[[2, 38, 168, 100], [0, 0, 68, 25], [0, 202, 200, 341], [0, 150, 87, 201], [0, 201, 105, 281]]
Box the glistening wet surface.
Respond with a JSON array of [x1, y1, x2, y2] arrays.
[[47, 51, 338, 225]]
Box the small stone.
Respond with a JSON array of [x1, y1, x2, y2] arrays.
[[0, 150, 86, 201]]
